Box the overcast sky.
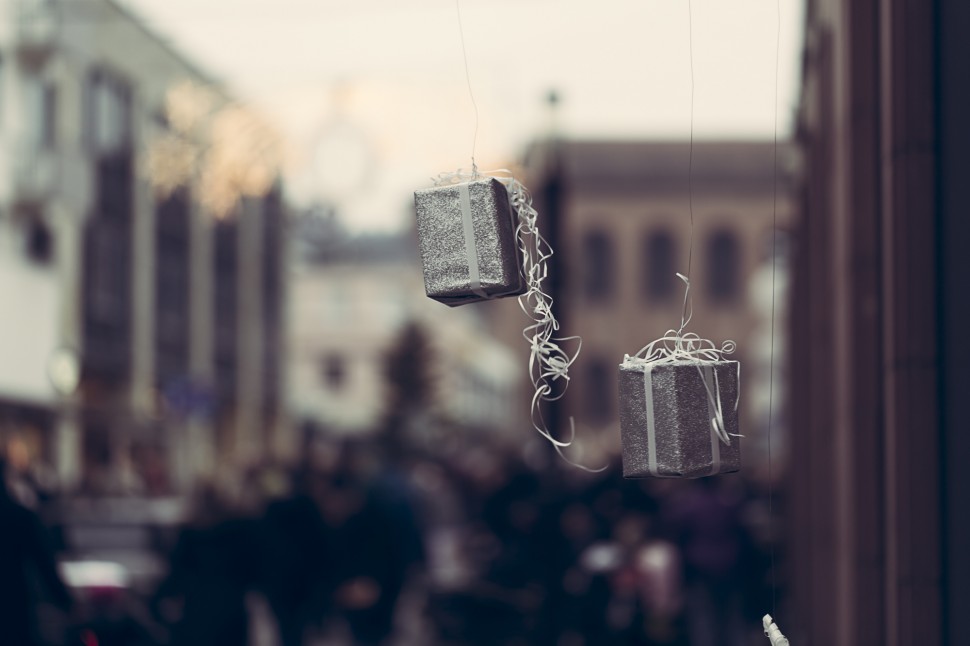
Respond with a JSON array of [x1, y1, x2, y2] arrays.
[[122, 0, 805, 232]]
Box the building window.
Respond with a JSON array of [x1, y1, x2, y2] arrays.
[[583, 230, 613, 300], [82, 218, 132, 382], [706, 229, 741, 303], [262, 186, 284, 420], [584, 357, 613, 424], [24, 79, 59, 148], [86, 223, 129, 322], [321, 354, 346, 390], [643, 229, 677, 301], [213, 220, 239, 404], [155, 190, 191, 385], [95, 154, 133, 222], [0, 54, 5, 126], [87, 70, 131, 155], [42, 84, 57, 148], [26, 218, 54, 265], [23, 76, 42, 146]]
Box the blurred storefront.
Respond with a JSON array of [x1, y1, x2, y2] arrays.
[[0, 0, 286, 497]]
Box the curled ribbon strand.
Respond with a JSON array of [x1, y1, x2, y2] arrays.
[[762, 615, 790, 646], [433, 168, 604, 473], [621, 274, 741, 445]]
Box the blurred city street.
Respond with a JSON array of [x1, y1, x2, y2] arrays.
[[1, 0, 967, 645]]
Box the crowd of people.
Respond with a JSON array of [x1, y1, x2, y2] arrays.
[[2, 426, 780, 646], [404, 437, 778, 646]]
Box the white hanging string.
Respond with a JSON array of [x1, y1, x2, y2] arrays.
[[455, 0, 480, 173], [448, 2, 600, 471], [432, 167, 604, 472], [621, 2, 738, 448], [680, 1, 787, 636], [767, 0, 782, 628], [678, 0, 700, 363], [686, 0, 696, 290]]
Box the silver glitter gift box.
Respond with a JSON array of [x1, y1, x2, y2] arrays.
[[619, 360, 741, 478], [414, 178, 526, 306]]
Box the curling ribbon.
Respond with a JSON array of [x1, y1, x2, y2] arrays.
[[433, 167, 602, 472], [621, 273, 740, 447], [763, 614, 790, 646]]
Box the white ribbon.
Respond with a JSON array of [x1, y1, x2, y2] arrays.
[[622, 273, 740, 454], [643, 364, 659, 475], [762, 615, 790, 646], [457, 182, 488, 299], [433, 167, 602, 472], [703, 364, 722, 475]]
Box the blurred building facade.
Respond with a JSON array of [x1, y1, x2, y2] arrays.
[[790, 0, 968, 645], [0, 0, 285, 496], [288, 209, 521, 443], [522, 140, 794, 470]]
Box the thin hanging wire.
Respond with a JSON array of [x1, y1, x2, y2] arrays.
[[687, 0, 695, 279], [455, 0, 480, 173], [767, 0, 781, 620], [681, 0, 696, 334]]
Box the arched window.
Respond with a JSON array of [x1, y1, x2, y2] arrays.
[[583, 230, 613, 301], [643, 229, 677, 301], [87, 69, 132, 155], [321, 353, 346, 390], [706, 229, 741, 303], [585, 357, 613, 424]]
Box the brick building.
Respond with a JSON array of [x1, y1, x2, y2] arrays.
[[521, 139, 794, 469], [0, 0, 286, 495]]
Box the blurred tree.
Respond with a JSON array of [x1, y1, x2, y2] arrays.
[[381, 321, 435, 446], [384, 321, 433, 414]]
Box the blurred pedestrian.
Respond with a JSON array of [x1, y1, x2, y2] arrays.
[[153, 485, 259, 646], [340, 444, 425, 645], [0, 459, 73, 646], [4, 436, 57, 508], [261, 464, 343, 646]]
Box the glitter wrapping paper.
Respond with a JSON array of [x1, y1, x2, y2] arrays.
[[619, 360, 741, 478], [414, 178, 526, 306]]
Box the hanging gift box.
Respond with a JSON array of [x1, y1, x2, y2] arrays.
[[619, 357, 740, 478], [414, 176, 526, 306], [619, 275, 741, 479], [413, 169, 601, 472]]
